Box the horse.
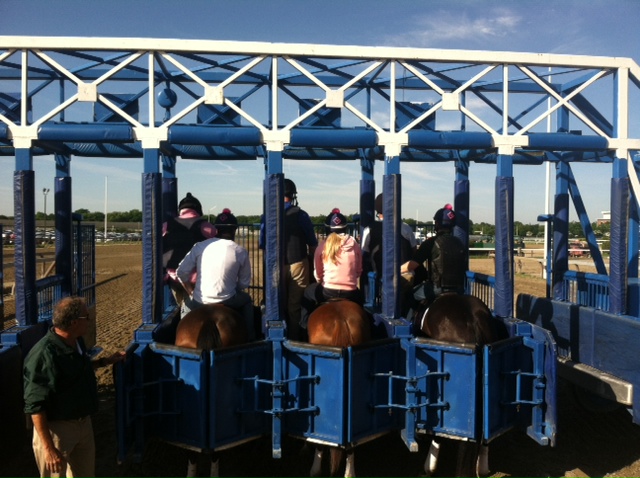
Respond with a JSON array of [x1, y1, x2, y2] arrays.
[[306, 298, 372, 478], [174, 303, 250, 477], [412, 292, 505, 477]]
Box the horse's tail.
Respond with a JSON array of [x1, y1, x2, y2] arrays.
[[198, 318, 223, 350], [332, 315, 353, 348]]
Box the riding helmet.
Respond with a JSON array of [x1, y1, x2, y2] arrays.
[[214, 208, 238, 231], [326, 211, 349, 232], [434, 204, 456, 228], [284, 178, 297, 199], [178, 192, 203, 216]]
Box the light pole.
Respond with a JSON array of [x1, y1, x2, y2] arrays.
[[208, 206, 217, 223], [42, 188, 50, 235]]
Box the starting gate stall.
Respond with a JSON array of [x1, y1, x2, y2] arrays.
[[1, 35, 639, 470]]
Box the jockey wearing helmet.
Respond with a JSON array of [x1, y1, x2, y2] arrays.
[[177, 207, 255, 340], [300, 210, 363, 331], [162, 192, 217, 307], [401, 204, 467, 318]]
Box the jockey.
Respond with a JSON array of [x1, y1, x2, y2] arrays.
[[360, 193, 417, 307], [401, 204, 467, 318], [162, 192, 217, 307], [176, 208, 255, 341], [300, 210, 363, 333]]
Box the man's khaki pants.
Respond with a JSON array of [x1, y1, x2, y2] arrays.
[[32, 416, 95, 478]]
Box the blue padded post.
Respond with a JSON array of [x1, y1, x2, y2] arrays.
[[610, 177, 630, 315], [264, 174, 285, 327], [14, 169, 36, 326], [454, 159, 470, 254], [553, 162, 570, 301], [629, 186, 639, 280], [360, 163, 376, 306], [454, 178, 470, 269], [359, 157, 375, 231], [142, 170, 163, 325], [161, 153, 178, 220], [494, 175, 514, 318], [381, 174, 401, 319], [54, 176, 73, 297], [162, 177, 178, 221]]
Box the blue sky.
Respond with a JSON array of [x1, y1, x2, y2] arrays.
[[1, 0, 639, 224]]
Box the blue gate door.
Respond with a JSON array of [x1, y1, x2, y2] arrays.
[[208, 342, 272, 450], [485, 320, 557, 446], [117, 340, 272, 462], [405, 319, 557, 448], [283, 339, 403, 447], [412, 339, 481, 440]]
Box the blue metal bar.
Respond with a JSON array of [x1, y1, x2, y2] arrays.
[[566, 165, 608, 275]]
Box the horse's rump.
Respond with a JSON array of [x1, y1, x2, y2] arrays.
[[416, 292, 502, 345], [307, 299, 371, 348], [175, 304, 249, 350]]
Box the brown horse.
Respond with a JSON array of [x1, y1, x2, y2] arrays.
[[306, 299, 371, 478], [176, 303, 249, 350], [412, 292, 504, 477], [175, 304, 249, 477]]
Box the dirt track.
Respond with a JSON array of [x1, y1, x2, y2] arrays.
[[2, 244, 640, 477]]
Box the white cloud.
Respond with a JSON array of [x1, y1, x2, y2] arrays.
[[385, 8, 523, 48]]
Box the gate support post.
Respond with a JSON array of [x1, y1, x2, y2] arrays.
[[14, 148, 37, 326], [495, 152, 515, 318], [268, 321, 286, 458], [141, 148, 163, 325]]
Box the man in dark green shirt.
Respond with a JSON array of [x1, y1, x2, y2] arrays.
[[23, 296, 125, 477]]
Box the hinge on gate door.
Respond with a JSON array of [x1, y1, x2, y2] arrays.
[[500, 336, 549, 445], [371, 370, 449, 413], [255, 375, 321, 416]]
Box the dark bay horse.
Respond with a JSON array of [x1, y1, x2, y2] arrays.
[[412, 292, 504, 477], [306, 299, 371, 478], [175, 304, 249, 477]]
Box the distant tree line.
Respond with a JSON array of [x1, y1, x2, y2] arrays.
[[1, 209, 612, 238]]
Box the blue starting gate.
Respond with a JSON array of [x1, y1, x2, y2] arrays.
[[1, 35, 639, 470]]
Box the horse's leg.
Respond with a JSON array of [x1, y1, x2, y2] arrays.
[[329, 447, 344, 477], [343, 449, 355, 478], [454, 441, 478, 477], [422, 438, 440, 476], [310, 446, 323, 477], [209, 455, 220, 477], [187, 457, 198, 478], [477, 444, 489, 476]]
